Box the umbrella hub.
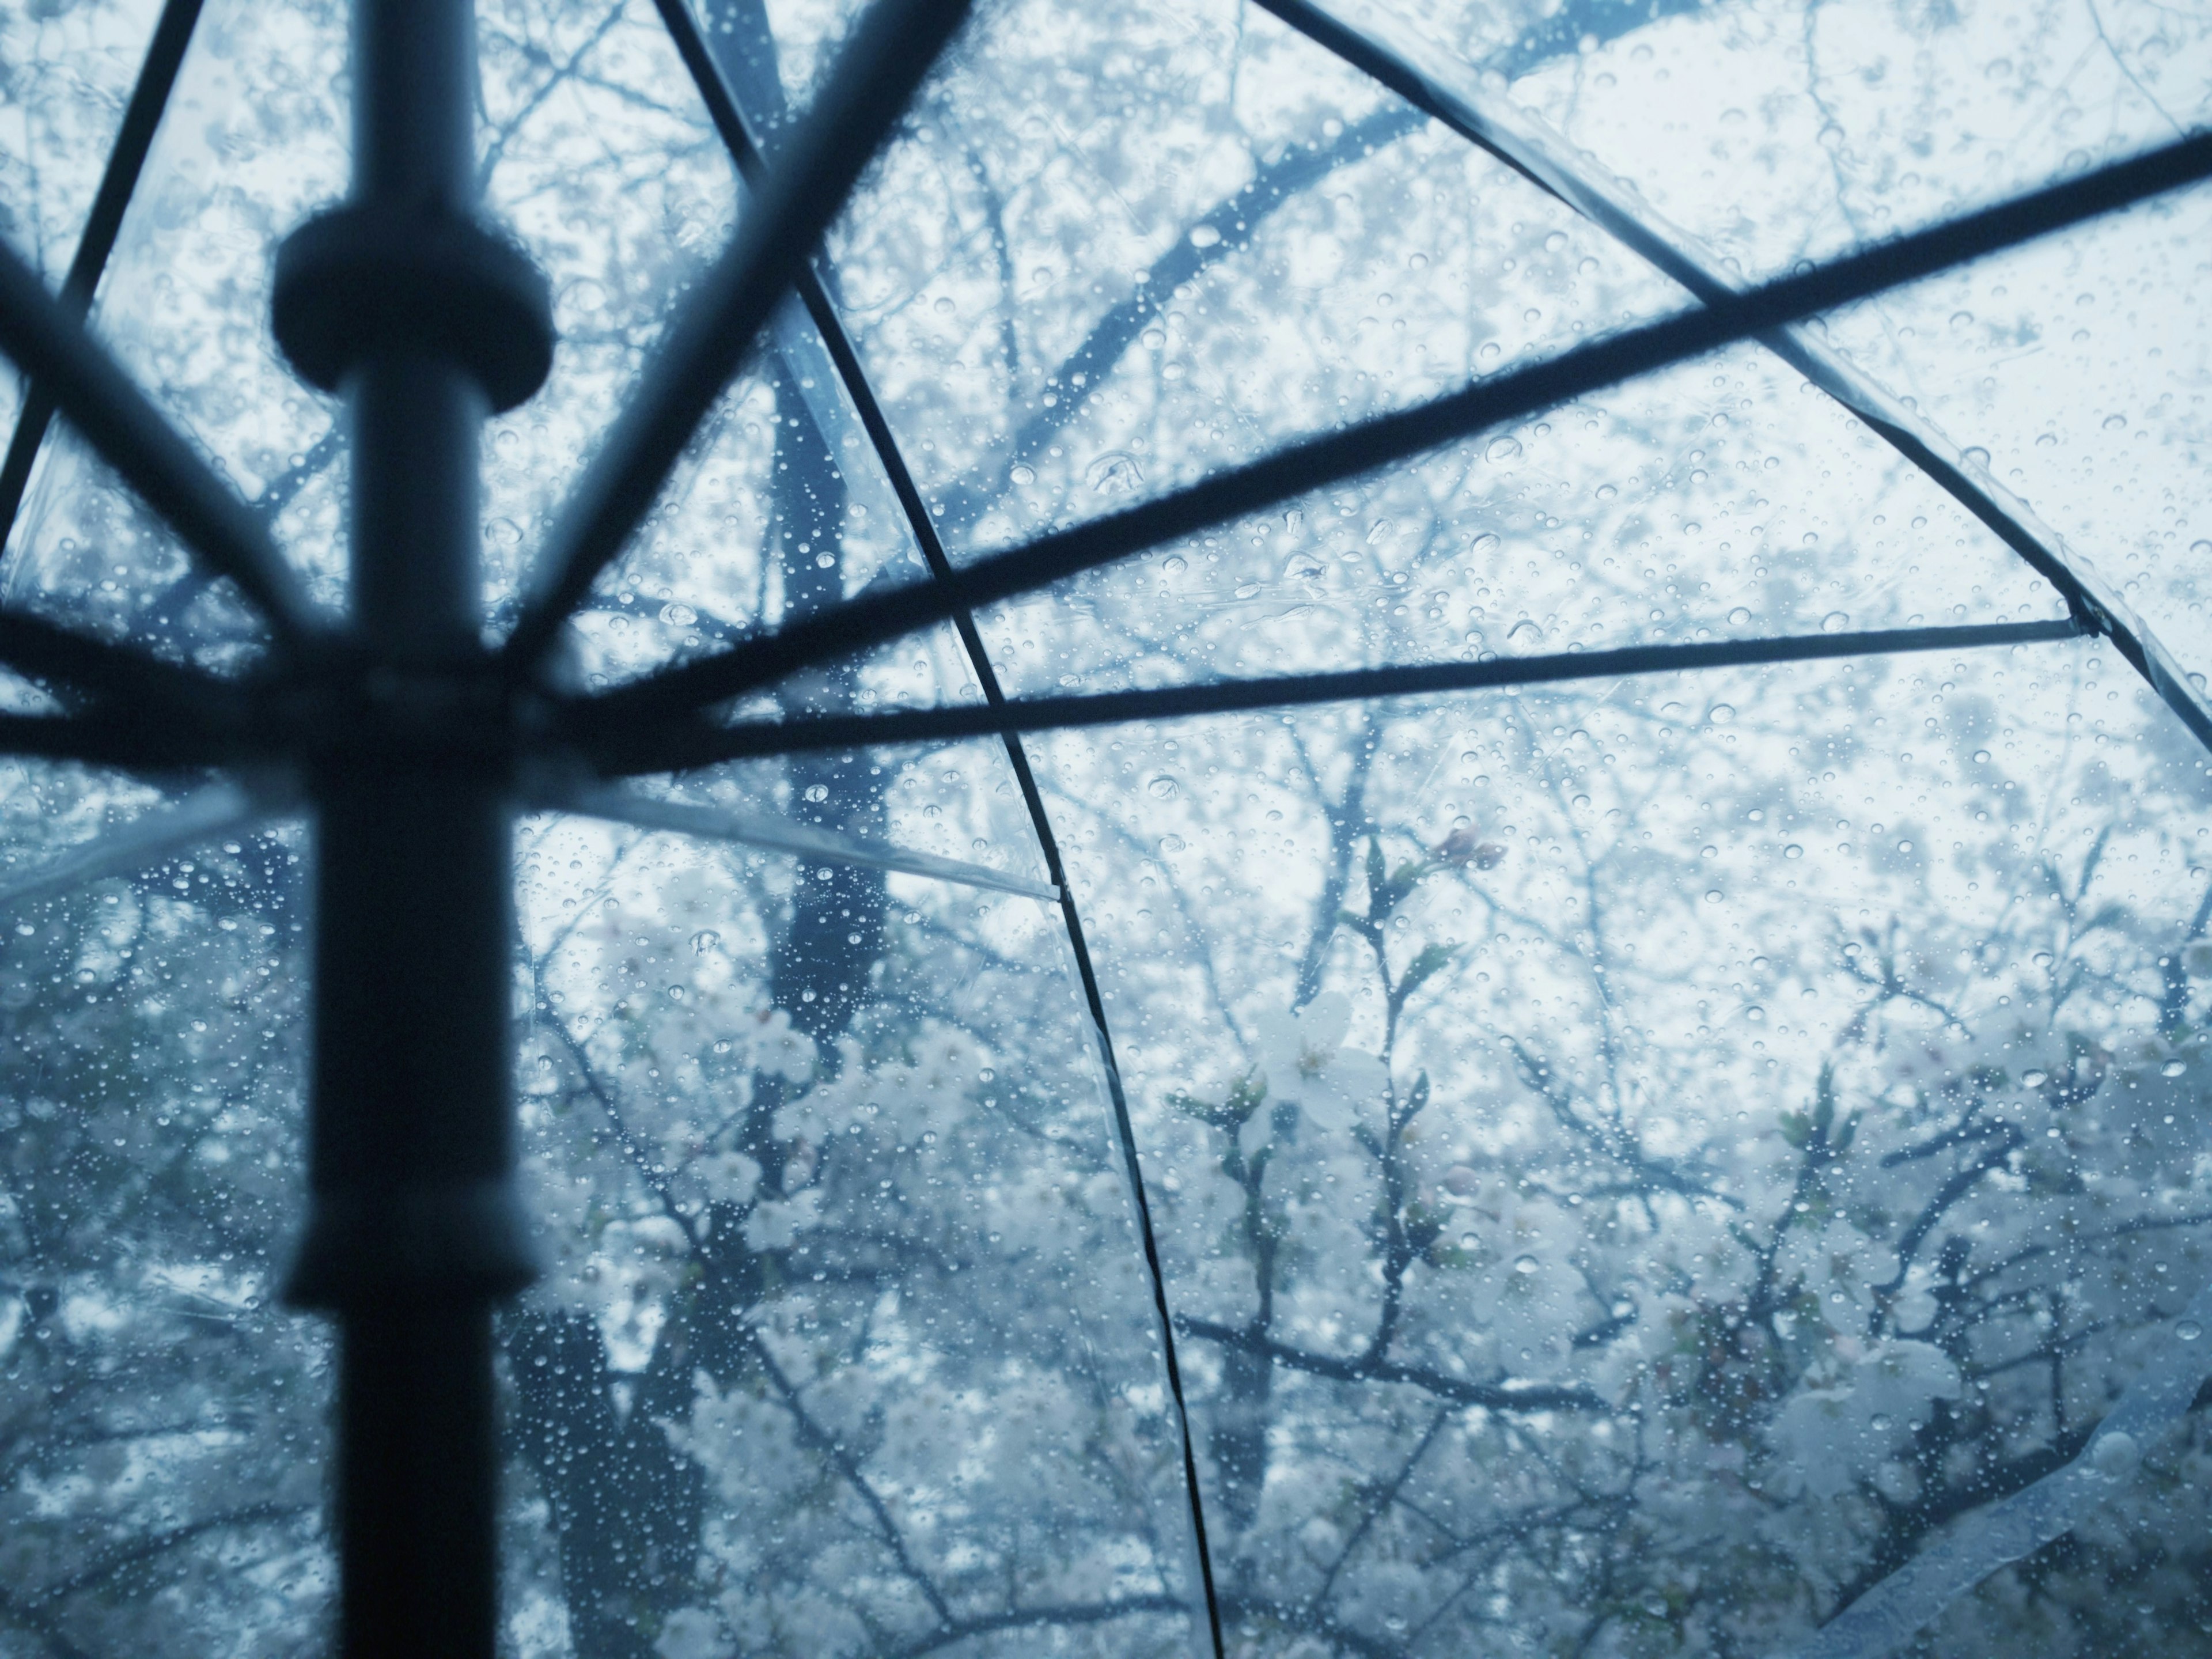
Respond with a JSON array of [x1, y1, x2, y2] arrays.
[[271, 201, 554, 416]]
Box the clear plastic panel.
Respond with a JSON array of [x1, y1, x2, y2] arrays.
[[480, 0, 945, 668], [0, 0, 165, 279], [830, 0, 1683, 561], [0, 762, 324, 1652], [748, 0, 870, 109], [1451, 0, 2212, 287], [510, 751, 1205, 1656], [1298, 0, 1693, 84], [544, 360, 789, 684], [974, 339, 2062, 696], [1030, 636, 2212, 1656], [74, 0, 348, 508], [553, 298, 943, 695], [2, 421, 275, 671], [2, 0, 347, 640], [1817, 187, 2212, 692], [478, 0, 741, 619]]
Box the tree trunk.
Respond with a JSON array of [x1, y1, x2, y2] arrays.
[[508, 14, 891, 1645]]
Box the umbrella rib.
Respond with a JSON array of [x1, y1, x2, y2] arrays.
[[501, 0, 975, 673], [576, 618, 2084, 775], [1249, 0, 2212, 758], [575, 128, 2212, 728], [531, 777, 1056, 901], [0, 606, 248, 720], [0, 243, 320, 643], [0, 0, 207, 562], [0, 778, 276, 912], [642, 8, 1234, 1647], [0, 709, 245, 770]]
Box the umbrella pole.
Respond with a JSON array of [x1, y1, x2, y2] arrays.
[[272, 0, 548, 1651]]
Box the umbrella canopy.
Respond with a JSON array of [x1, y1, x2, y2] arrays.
[[0, 0, 2209, 1656]]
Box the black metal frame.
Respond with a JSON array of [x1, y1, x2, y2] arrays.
[[0, 0, 2205, 1649]]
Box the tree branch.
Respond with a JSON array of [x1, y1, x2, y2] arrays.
[[1177, 1315, 1610, 1414]]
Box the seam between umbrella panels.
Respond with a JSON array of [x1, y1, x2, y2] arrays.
[[645, 4, 1228, 1653]]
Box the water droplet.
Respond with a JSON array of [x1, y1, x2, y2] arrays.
[[666, 984, 686, 1002], [1283, 507, 1305, 531], [1709, 703, 1736, 724], [1512, 1254, 1539, 1274], [1147, 776, 1179, 799], [659, 601, 696, 627], [1973, 749, 1991, 764], [1161, 554, 1187, 574], [1460, 1232, 1479, 1250], [1705, 890, 1724, 904], [815, 551, 835, 568], [2022, 1070, 2048, 1088], [1961, 447, 1990, 469], [2163, 1059, 2188, 1078], [1086, 450, 1143, 494], [2180, 1320, 2203, 1342], [2190, 540, 2212, 559], [1158, 834, 1186, 854], [1471, 532, 1502, 556], [1188, 224, 1222, 248], [1949, 310, 1975, 332], [1820, 611, 1851, 633], [1728, 607, 1751, 626], [804, 783, 830, 802], [691, 930, 719, 954], [2103, 412, 2128, 431], [1508, 619, 1543, 643], [1783, 844, 1803, 859], [1009, 464, 1036, 486], [486, 517, 524, 547], [1486, 435, 1523, 463]]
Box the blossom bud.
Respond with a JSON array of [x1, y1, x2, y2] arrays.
[[1434, 826, 1508, 869]]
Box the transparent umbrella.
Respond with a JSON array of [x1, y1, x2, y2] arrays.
[[0, 0, 2208, 1656]]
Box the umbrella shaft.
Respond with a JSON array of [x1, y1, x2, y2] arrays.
[[338, 1305, 498, 1656], [315, 1, 514, 1653]]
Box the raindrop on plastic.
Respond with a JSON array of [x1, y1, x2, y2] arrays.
[[1086, 451, 1143, 494]]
